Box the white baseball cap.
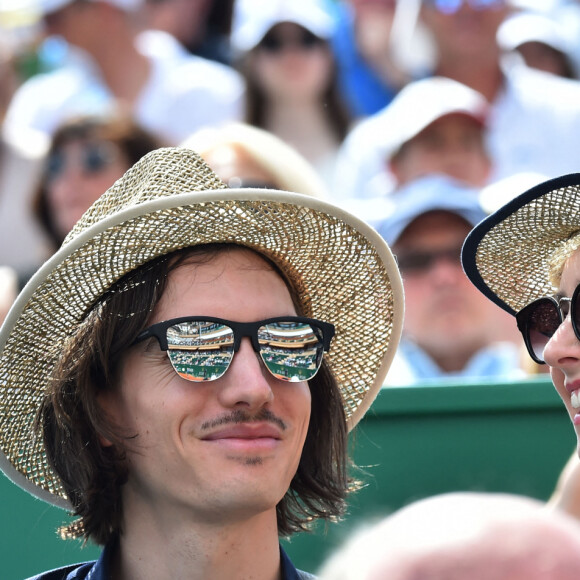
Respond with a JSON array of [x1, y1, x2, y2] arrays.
[[376, 174, 486, 247], [497, 11, 573, 58], [38, 0, 142, 16], [231, 0, 335, 53], [374, 76, 490, 161]]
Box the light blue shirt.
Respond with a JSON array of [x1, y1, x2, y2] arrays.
[[385, 339, 526, 387]]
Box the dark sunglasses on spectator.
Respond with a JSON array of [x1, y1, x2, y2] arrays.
[[135, 316, 335, 383], [516, 284, 580, 364], [47, 143, 118, 180], [258, 29, 325, 54], [396, 245, 462, 273], [425, 0, 505, 13]]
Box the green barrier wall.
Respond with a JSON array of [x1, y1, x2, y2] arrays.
[[1, 377, 574, 579]]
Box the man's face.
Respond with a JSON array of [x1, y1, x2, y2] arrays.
[[390, 115, 491, 187], [100, 248, 311, 526], [394, 211, 496, 363]]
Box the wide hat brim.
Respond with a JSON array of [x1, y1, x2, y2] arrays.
[[0, 147, 404, 509], [462, 172, 580, 316]]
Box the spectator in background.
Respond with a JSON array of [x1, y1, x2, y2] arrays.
[[3, 0, 245, 145], [231, 0, 351, 190], [376, 175, 523, 385], [497, 10, 579, 79], [334, 76, 491, 205], [142, 0, 235, 63], [182, 122, 328, 198], [318, 492, 580, 580], [419, 0, 580, 182], [32, 113, 163, 254]]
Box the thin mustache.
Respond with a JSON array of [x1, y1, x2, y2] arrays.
[[201, 408, 287, 432]]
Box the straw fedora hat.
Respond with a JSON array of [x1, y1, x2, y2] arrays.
[[0, 147, 404, 508], [462, 172, 580, 316]]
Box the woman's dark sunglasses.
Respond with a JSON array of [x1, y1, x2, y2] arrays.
[[47, 143, 117, 180], [135, 316, 335, 383], [516, 284, 580, 364], [258, 29, 324, 54]]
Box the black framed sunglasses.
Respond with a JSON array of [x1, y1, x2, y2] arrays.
[[516, 284, 580, 364], [135, 316, 335, 383]]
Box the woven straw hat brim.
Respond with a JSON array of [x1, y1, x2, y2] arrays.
[[0, 148, 403, 509], [462, 172, 580, 316]]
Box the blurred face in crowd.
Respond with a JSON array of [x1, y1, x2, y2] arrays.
[[394, 211, 497, 371], [46, 138, 129, 239], [421, 0, 509, 62], [251, 23, 334, 103], [390, 114, 491, 187]]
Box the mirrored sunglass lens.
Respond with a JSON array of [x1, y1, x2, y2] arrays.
[[166, 321, 234, 382], [526, 300, 560, 362], [258, 321, 323, 382]]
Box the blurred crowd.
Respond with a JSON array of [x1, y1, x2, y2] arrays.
[[2, 0, 580, 383]]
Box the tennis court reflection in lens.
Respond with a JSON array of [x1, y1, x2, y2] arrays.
[[257, 321, 323, 382], [166, 320, 235, 381], [164, 319, 324, 382]]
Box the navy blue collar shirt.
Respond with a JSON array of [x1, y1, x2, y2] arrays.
[[27, 543, 315, 580]]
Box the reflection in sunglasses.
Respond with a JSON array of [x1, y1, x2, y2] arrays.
[[136, 317, 335, 383]]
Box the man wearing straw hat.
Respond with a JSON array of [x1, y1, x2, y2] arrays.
[[0, 147, 403, 579]]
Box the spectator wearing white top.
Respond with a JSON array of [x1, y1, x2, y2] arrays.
[[3, 0, 245, 144]]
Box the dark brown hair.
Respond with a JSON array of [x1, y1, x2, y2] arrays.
[[33, 114, 164, 248], [38, 244, 350, 545]]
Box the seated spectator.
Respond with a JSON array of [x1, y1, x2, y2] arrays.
[[376, 174, 523, 385], [334, 76, 491, 207], [3, 0, 245, 144], [318, 491, 580, 580], [182, 122, 328, 198], [231, 0, 351, 189], [418, 0, 580, 182], [32, 113, 163, 254]]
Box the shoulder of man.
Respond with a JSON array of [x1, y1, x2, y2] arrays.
[[26, 561, 95, 580]]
